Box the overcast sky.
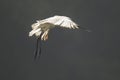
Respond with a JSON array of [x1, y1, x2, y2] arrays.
[[0, 0, 120, 80]]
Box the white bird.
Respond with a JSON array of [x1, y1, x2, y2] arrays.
[[29, 15, 79, 41], [29, 15, 89, 59]]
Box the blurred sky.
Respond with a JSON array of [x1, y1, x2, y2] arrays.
[[0, 0, 120, 80]]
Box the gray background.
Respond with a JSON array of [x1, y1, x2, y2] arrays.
[[0, 0, 120, 80]]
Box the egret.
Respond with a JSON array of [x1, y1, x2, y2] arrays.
[[29, 15, 90, 59]]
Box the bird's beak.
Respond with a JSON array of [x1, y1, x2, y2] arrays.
[[78, 26, 91, 32]]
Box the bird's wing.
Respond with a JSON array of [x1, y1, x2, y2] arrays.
[[53, 17, 79, 29], [31, 20, 54, 29], [31, 21, 40, 29], [31, 16, 79, 30]]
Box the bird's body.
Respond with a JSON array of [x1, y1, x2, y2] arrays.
[[29, 15, 79, 41], [29, 15, 91, 59]]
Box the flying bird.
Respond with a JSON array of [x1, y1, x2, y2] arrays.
[[29, 15, 89, 59]]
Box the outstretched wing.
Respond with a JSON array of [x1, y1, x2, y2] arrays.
[[53, 16, 79, 29]]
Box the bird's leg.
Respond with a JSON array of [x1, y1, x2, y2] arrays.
[[34, 36, 42, 60]]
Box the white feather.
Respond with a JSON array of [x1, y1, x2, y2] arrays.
[[29, 15, 79, 41]]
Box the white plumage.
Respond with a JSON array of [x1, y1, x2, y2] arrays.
[[29, 15, 79, 41]]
